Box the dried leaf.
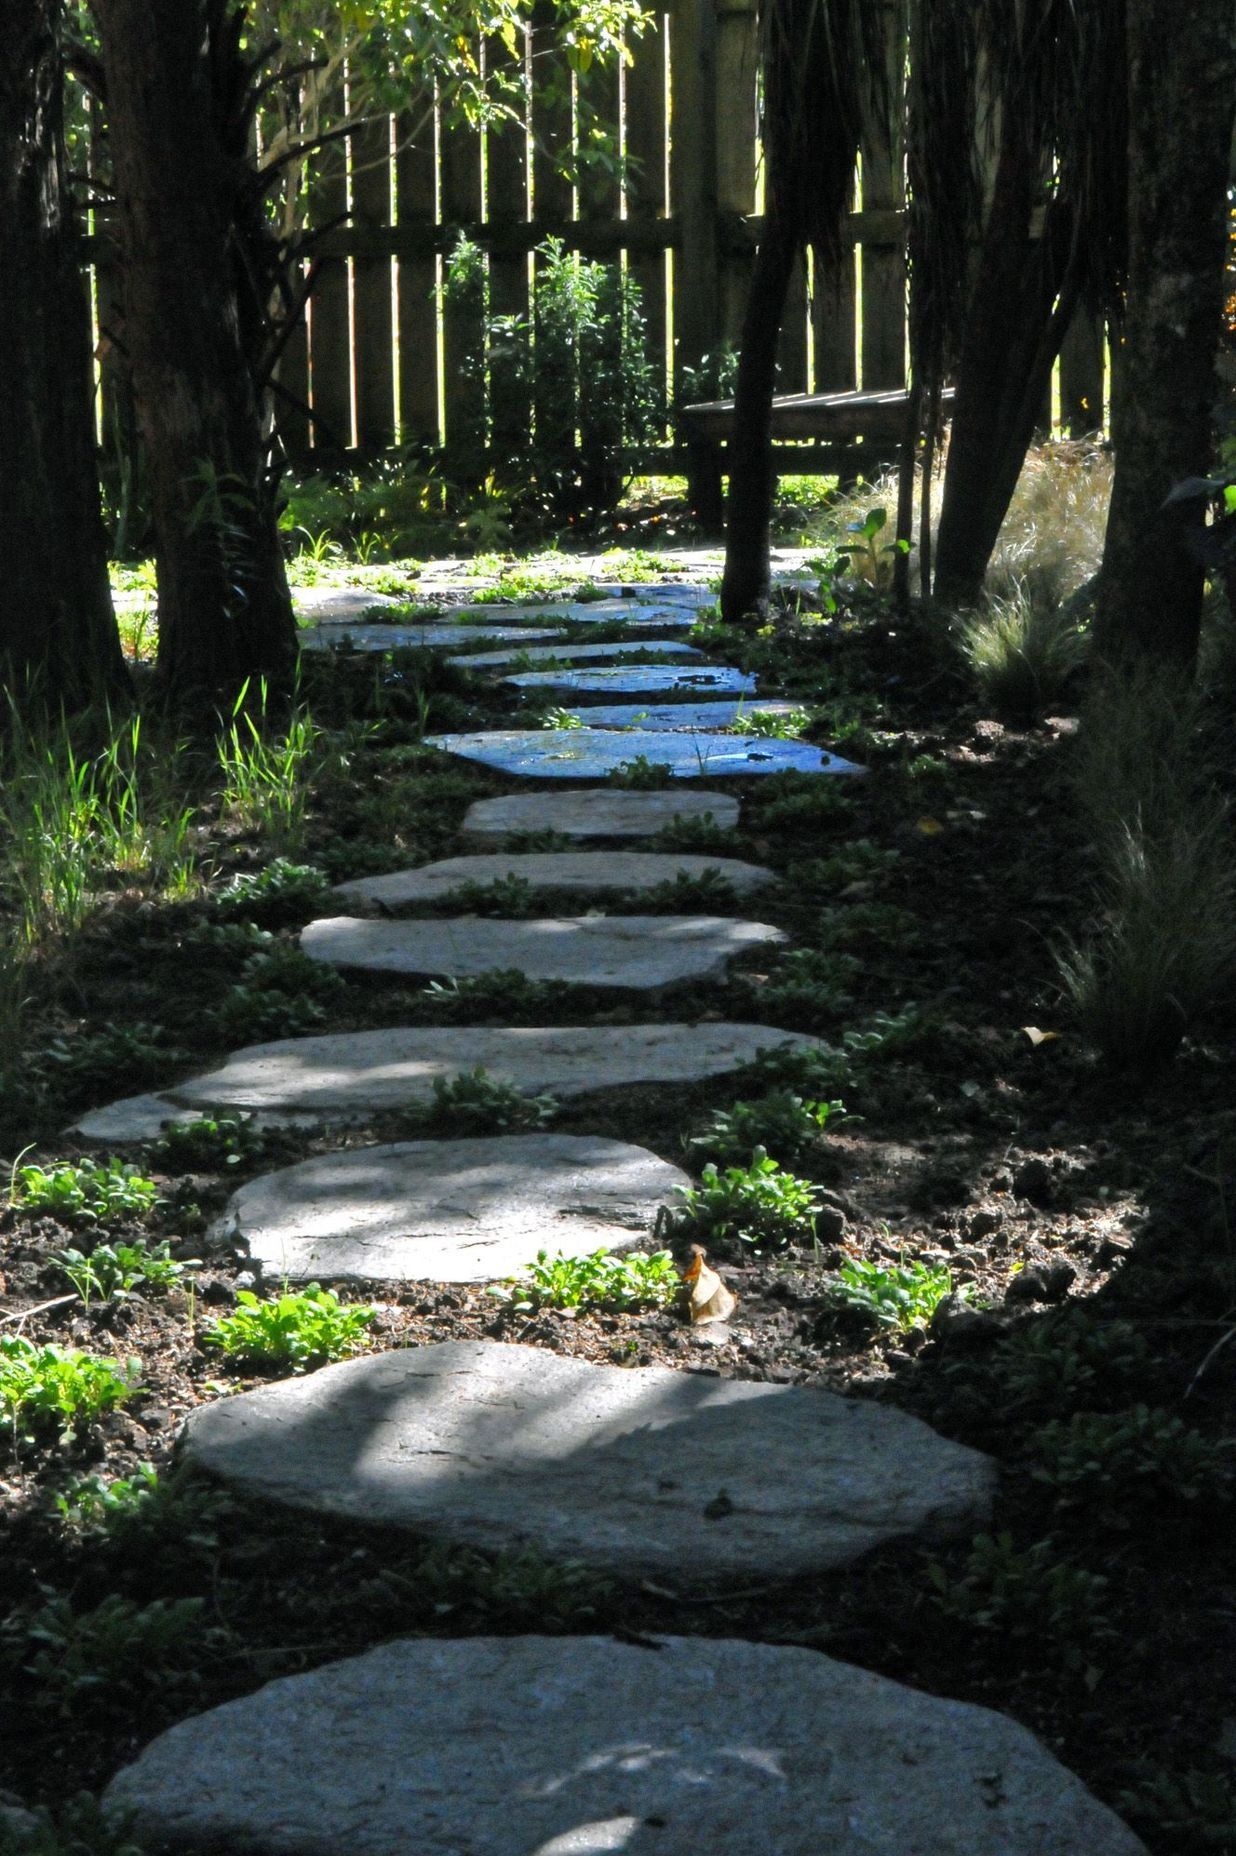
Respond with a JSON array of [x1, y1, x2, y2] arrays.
[[677, 1245, 738, 1324], [1021, 1026, 1060, 1047]]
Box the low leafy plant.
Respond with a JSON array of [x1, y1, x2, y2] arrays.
[[813, 901, 921, 954], [638, 868, 737, 912], [54, 1462, 161, 1531], [419, 970, 556, 1024], [734, 707, 812, 739], [52, 1465, 231, 1568], [539, 707, 587, 730], [984, 1310, 1153, 1419], [606, 755, 676, 789], [502, 829, 575, 853], [649, 814, 741, 855], [742, 949, 859, 1029], [53, 1239, 193, 1306], [209, 946, 343, 1043], [38, 1023, 179, 1097], [958, 579, 1087, 720], [493, 1248, 677, 1314], [1029, 1405, 1232, 1515], [691, 1090, 844, 1166], [0, 1790, 149, 1856], [750, 777, 848, 835], [786, 840, 900, 894], [202, 1283, 375, 1371], [181, 919, 275, 960], [416, 1066, 558, 1135], [214, 859, 329, 927], [663, 1147, 820, 1250], [450, 874, 538, 917], [820, 1254, 955, 1332], [1119, 1763, 1236, 1850], [832, 505, 908, 591], [153, 1113, 269, 1171], [0, 1337, 140, 1442], [12, 1592, 207, 1716], [11, 1158, 159, 1223], [926, 1531, 1115, 1677]]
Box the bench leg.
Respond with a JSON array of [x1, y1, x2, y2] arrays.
[[686, 440, 725, 533]]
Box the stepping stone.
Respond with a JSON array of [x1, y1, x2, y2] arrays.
[[73, 1022, 821, 1136], [463, 788, 740, 839], [453, 599, 697, 628], [300, 622, 563, 653], [105, 1635, 1147, 1856], [176, 1340, 995, 1579], [300, 914, 786, 989], [214, 1134, 689, 1284], [503, 663, 755, 698], [292, 586, 398, 622], [332, 851, 774, 907], [568, 698, 798, 731], [429, 727, 865, 780], [446, 639, 703, 670]]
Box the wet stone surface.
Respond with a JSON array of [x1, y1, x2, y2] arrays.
[[429, 728, 866, 780], [503, 663, 757, 698], [461, 788, 741, 839]]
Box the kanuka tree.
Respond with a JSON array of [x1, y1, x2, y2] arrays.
[[1094, 0, 1236, 671], [90, 0, 297, 714], [0, 0, 128, 712]]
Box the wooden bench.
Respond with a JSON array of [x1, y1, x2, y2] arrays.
[[678, 387, 951, 529]]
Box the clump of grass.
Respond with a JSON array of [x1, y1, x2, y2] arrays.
[[957, 578, 1087, 720], [986, 440, 1112, 599], [1057, 665, 1236, 1069], [216, 678, 321, 852]]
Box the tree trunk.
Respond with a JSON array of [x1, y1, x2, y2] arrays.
[[720, 218, 798, 623], [932, 139, 1082, 608], [0, 0, 127, 713], [93, 0, 296, 715], [1094, 0, 1236, 672]]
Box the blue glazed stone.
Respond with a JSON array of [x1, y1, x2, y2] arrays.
[[425, 728, 866, 779], [300, 624, 564, 653], [446, 639, 704, 670], [556, 700, 798, 731], [503, 664, 756, 698]]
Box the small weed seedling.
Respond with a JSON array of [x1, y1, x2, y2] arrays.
[[691, 1090, 844, 1167], [0, 1337, 140, 1442], [1029, 1405, 1232, 1515], [926, 1531, 1114, 1678], [53, 1239, 194, 1306], [209, 945, 343, 1043], [639, 868, 737, 913], [606, 755, 676, 789], [214, 859, 329, 927], [649, 813, 741, 856], [664, 1147, 820, 1251], [820, 1254, 954, 1332], [39, 1024, 179, 1099], [450, 874, 538, 917], [11, 1158, 160, 1223], [13, 1591, 207, 1717], [202, 1284, 375, 1371], [417, 1067, 558, 1135], [420, 971, 555, 1024], [153, 1113, 269, 1172], [493, 1248, 677, 1314]]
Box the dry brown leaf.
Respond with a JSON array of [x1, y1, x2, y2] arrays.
[[677, 1245, 738, 1324], [1021, 1025, 1061, 1047]]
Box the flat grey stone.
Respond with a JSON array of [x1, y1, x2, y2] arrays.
[[573, 699, 797, 731], [333, 851, 774, 907], [503, 664, 755, 697], [88, 1023, 822, 1119], [70, 1091, 188, 1142], [446, 639, 703, 670], [429, 728, 865, 779], [301, 623, 562, 653], [463, 789, 740, 839], [454, 599, 696, 628], [178, 1340, 995, 1580], [105, 1634, 1146, 1856], [301, 915, 786, 989], [292, 587, 398, 622], [215, 1134, 689, 1284]]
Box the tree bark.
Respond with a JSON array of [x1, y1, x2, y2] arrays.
[[92, 0, 296, 715], [720, 217, 798, 623], [933, 138, 1081, 608], [1094, 0, 1236, 671], [0, 0, 127, 713]]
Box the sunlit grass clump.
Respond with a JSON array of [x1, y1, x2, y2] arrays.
[[958, 578, 1088, 720]]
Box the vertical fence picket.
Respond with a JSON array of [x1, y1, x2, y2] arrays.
[[529, 23, 575, 228], [776, 254, 810, 393], [438, 68, 486, 467], [395, 103, 440, 447], [485, 32, 532, 462], [714, 0, 757, 356], [1059, 309, 1107, 437], [351, 110, 395, 453], [812, 215, 859, 390], [306, 86, 353, 455], [857, 6, 906, 388], [668, 0, 720, 393], [622, 16, 670, 425]]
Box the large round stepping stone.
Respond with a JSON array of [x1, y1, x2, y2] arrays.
[[215, 1134, 689, 1283], [332, 851, 774, 908], [292, 586, 397, 622], [300, 914, 786, 989], [300, 622, 563, 653], [573, 698, 797, 731], [73, 1022, 820, 1135], [104, 1635, 1147, 1856], [503, 663, 755, 697], [463, 788, 740, 840], [454, 598, 697, 627], [446, 639, 704, 670], [429, 727, 865, 779], [178, 1340, 995, 1578]]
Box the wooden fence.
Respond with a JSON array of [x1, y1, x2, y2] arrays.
[[90, 0, 1111, 471]]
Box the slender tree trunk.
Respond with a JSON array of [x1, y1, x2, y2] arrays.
[[0, 0, 127, 713], [1094, 0, 1236, 672], [933, 140, 1081, 608], [720, 218, 798, 623], [93, 0, 296, 715]]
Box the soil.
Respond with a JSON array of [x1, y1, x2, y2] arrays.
[[2, 580, 1234, 1853]]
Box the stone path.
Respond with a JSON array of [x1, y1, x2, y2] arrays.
[[104, 1635, 1146, 1856], [300, 914, 786, 989], [331, 850, 775, 906], [301, 621, 565, 653], [214, 1136, 688, 1283], [85, 572, 1146, 1852], [559, 698, 798, 731]]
